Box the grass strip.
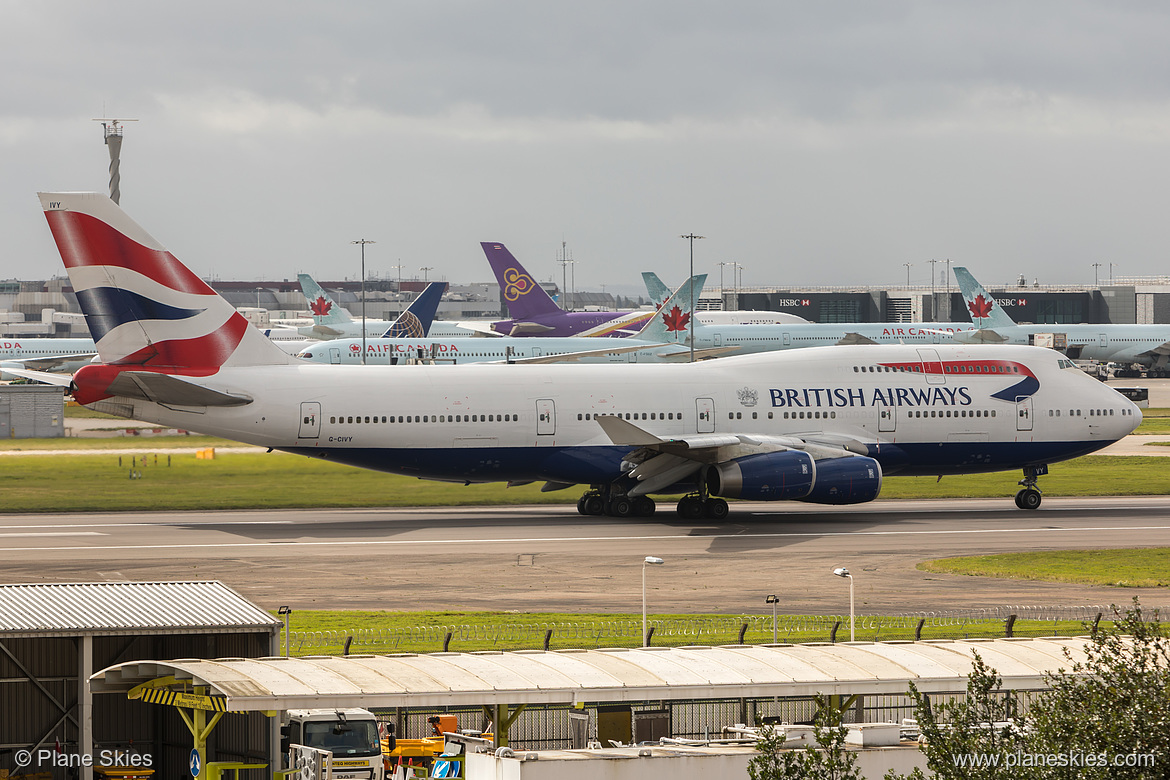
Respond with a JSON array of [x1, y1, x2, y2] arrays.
[[279, 610, 1100, 655], [1, 452, 1168, 513], [920, 549, 1170, 588]]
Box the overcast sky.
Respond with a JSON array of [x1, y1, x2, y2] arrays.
[[3, 1, 1169, 295]]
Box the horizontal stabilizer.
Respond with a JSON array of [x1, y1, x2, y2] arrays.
[[107, 372, 253, 407], [0, 367, 73, 386], [11, 353, 97, 371], [507, 322, 557, 336]]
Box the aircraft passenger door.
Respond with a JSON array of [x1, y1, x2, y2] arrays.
[[328, 348, 341, 364], [1016, 396, 1033, 431], [696, 398, 715, 433], [713, 333, 722, 347], [627, 349, 639, 363], [531, 347, 542, 358], [1099, 333, 1109, 348], [536, 399, 556, 435], [783, 332, 791, 346], [299, 402, 321, 439], [878, 404, 896, 433], [916, 348, 946, 385]]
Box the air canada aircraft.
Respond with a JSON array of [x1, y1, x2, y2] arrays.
[[952, 266, 1170, 377], [0, 337, 96, 379], [294, 277, 736, 366], [642, 271, 811, 326], [296, 274, 449, 340], [35, 193, 1140, 517]]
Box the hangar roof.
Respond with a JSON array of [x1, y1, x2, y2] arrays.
[[91, 637, 1089, 711], [0, 581, 281, 637]]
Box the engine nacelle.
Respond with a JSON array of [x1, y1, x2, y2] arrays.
[[705, 450, 815, 501], [706, 451, 883, 505], [799, 456, 883, 505]]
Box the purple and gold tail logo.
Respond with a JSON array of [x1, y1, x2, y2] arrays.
[[503, 267, 536, 302]]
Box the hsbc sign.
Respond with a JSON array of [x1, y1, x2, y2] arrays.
[[995, 298, 1027, 307], [776, 299, 811, 307]]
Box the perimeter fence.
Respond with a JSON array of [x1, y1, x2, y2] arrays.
[[287, 604, 1158, 656]]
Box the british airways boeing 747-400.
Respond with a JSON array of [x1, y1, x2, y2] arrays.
[[34, 193, 1140, 517]]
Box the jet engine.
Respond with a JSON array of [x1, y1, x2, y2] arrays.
[[706, 451, 882, 505]]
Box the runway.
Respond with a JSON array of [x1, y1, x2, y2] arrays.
[[3, 497, 1169, 614]]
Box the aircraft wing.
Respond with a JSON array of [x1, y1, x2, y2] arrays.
[[507, 322, 557, 336], [8, 353, 97, 371], [450, 322, 505, 338], [106, 372, 254, 407], [307, 324, 346, 338], [654, 346, 742, 362], [491, 343, 664, 364], [952, 328, 1009, 344], [836, 332, 878, 346], [595, 415, 870, 497], [1138, 341, 1170, 357]]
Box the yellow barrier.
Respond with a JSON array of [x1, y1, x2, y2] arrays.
[[196, 447, 216, 460]]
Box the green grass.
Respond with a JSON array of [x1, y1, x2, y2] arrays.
[[1134, 407, 1170, 434], [920, 549, 1170, 588], [0, 434, 241, 451], [1, 451, 1168, 513], [278, 610, 1101, 654]]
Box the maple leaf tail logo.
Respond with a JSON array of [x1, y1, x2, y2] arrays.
[[662, 305, 690, 332], [310, 296, 333, 316], [967, 293, 993, 319]]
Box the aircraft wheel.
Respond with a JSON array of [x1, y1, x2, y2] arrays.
[[577, 496, 589, 515], [704, 498, 730, 520], [676, 497, 704, 520], [1016, 489, 1042, 510], [582, 495, 605, 516], [608, 497, 634, 518], [633, 497, 656, 517]]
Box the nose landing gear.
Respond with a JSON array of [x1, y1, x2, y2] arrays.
[[1015, 465, 1048, 510]]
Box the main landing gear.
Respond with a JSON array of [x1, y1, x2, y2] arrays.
[[1014, 465, 1048, 510], [675, 493, 729, 520], [577, 489, 656, 518]]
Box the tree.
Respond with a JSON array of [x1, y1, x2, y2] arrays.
[[887, 599, 1170, 780], [748, 694, 863, 780]]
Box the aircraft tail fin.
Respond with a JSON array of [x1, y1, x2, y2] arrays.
[[298, 273, 354, 325], [481, 242, 562, 319], [632, 274, 707, 343], [382, 282, 447, 337], [953, 267, 1017, 329], [39, 192, 292, 371], [642, 272, 673, 307]]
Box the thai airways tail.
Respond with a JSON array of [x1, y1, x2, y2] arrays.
[[298, 273, 355, 326], [39, 192, 292, 372], [480, 242, 562, 319], [953, 267, 1018, 329], [382, 282, 446, 337], [632, 274, 707, 343], [642, 272, 672, 307]]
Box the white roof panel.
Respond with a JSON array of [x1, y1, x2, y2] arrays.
[[92, 637, 1097, 712]]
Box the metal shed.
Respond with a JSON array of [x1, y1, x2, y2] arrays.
[[0, 384, 64, 439], [0, 581, 281, 780]]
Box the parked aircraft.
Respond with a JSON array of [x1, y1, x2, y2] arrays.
[[294, 277, 735, 365], [635, 295, 980, 354], [296, 274, 449, 339], [952, 267, 1170, 377], [483, 243, 655, 337], [642, 272, 811, 325], [0, 337, 95, 379], [35, 192, 1139, 516]]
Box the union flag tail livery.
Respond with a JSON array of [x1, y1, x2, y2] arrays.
[[39, 192, 291, 373]]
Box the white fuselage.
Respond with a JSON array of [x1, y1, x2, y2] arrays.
[[89, 344, 1139, 487], [0, 337, 96, 377], [956, 323, 1170, 367], [294, 336, 694, 365]]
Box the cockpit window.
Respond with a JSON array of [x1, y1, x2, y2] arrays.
[[1057, 359, 1077, 369]]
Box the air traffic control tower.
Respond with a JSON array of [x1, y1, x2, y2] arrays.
[[93, 117, 137, 204]]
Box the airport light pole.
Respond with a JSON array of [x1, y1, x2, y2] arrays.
[[643, 556, 665, 646], [903, 262, 912, 286], [352, 239, 375, 365], [717, 261, 733, 310], [928, 258, 940, 322], [766, 594, 779, 643], [832, 568, 854, 642], [278, 605, 292, 657], [1092, 263, 1102, 287], [1109, 262, 1119, 285], [391, 263, 404, 288], [680, 234, 705, 362], [421, 266, 434, 284]]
